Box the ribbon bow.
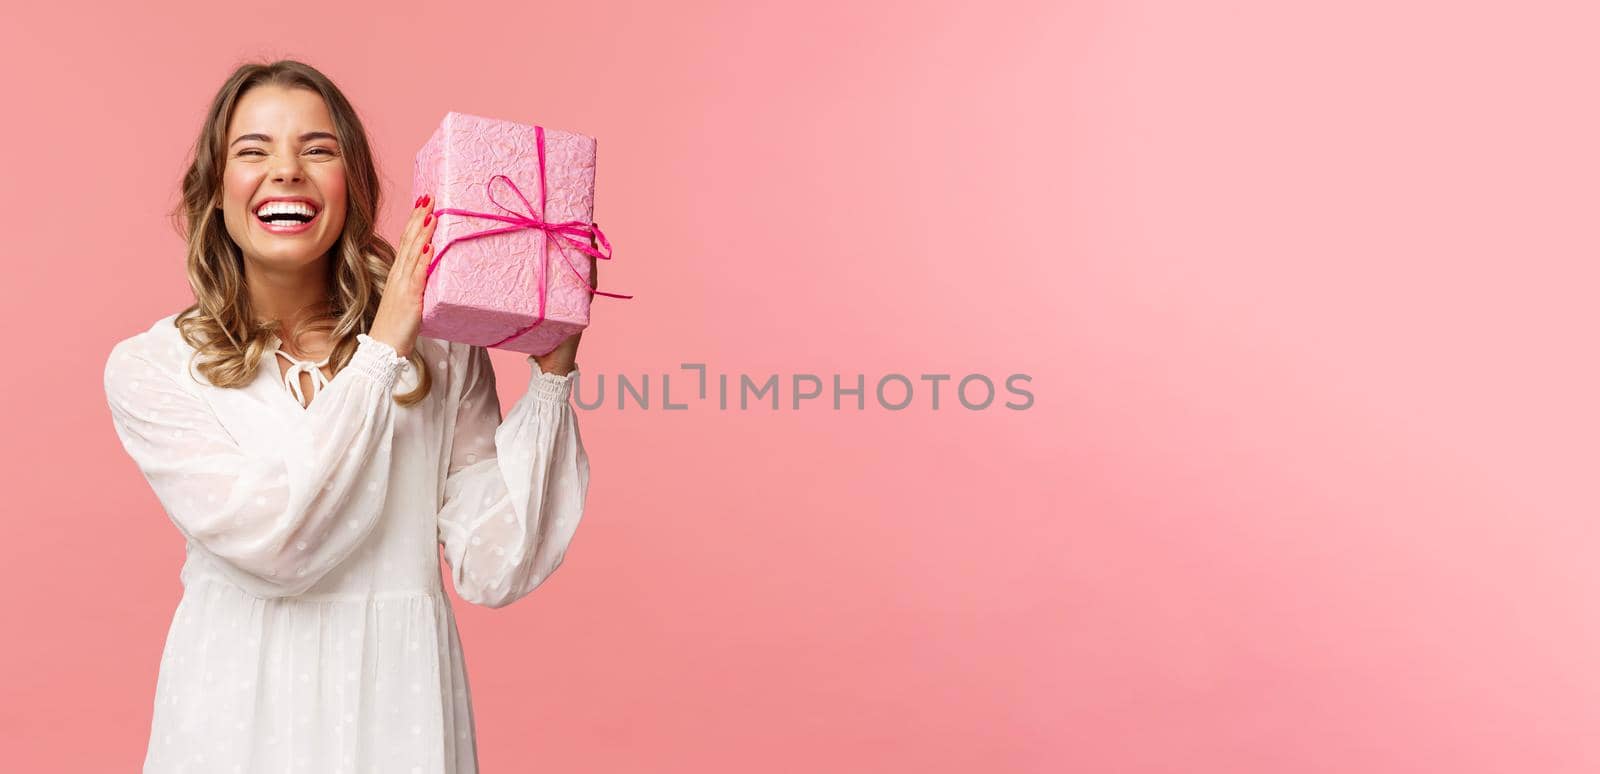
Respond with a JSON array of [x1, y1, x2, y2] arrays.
[[272, 349, 331, 407], [423, 125, 630, 349]]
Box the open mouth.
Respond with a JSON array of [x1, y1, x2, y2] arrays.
[[254, 200, 321, 233]]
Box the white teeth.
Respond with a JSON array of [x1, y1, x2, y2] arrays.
[[255, 201, 318, 218]]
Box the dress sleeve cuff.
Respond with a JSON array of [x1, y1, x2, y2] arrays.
[[525, 357, 576, 403], [351, 333, 411, 388]]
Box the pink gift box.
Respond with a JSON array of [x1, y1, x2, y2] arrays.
[[411, 111, 604, 356]]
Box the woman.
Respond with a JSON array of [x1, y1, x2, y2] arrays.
[[102, 59, 590, 773]]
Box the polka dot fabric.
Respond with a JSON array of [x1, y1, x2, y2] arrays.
[[103, 312, 589, 773]]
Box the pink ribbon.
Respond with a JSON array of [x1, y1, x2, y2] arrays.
[[423, 124, 631, 349]]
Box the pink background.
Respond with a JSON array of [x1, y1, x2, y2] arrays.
[[2, 1, 1597, 772]]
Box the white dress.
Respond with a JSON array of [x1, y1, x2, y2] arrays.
[[102, 312, 590, 774]]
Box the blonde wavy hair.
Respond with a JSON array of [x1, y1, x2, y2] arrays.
[[170, 58, 430, 405]]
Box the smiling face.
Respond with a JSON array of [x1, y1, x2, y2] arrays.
[[218, 84, 347, 273]]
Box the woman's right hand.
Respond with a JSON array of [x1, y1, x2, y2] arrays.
[[369, 194, 439, 358]]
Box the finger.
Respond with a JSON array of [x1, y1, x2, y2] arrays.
[[420, 200, 439, 254], [414, 227, 437, 284], [394, 222, 420, 276], [413, 201, 440, 276], [587, 234, 599, 290], [397, 194, 432, 263], [413, 240, 432, 289]]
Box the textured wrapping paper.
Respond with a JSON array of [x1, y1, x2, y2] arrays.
[[411, 111, 600, 356]]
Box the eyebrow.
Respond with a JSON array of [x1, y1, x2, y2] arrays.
[[229, 131, 340, 147]]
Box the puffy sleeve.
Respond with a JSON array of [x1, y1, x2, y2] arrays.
[[436, 344, 590, 609], [103, 333, 412, 597]]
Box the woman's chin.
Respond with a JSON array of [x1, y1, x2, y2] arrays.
[[247, 242, 335, 269]]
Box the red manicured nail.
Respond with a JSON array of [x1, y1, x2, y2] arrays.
[[421, 194, 431, 207], [422, 243, 432, 254], [423, 214, 432, 226], [414, 195, 423, 207]]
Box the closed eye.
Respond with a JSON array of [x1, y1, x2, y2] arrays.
[[236, 148, 338, 157]]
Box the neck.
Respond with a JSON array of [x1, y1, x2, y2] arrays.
[[245, 255, 334, 333]]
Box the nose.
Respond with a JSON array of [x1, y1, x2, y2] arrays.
[[268, 150, 305, 183]]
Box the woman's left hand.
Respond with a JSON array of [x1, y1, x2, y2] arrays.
[[530, 252, 598, 377]]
